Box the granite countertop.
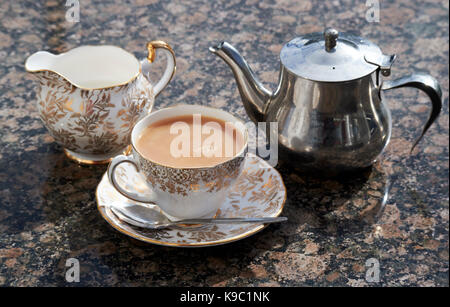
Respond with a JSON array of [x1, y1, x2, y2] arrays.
[[0, 0, 448, 286]]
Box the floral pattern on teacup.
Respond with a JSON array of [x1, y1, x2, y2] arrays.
[[134, 147, 247, 197]]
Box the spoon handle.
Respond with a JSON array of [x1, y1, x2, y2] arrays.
[[176, 217, 287, 224]]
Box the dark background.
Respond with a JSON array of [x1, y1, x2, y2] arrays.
[[0, 0, 448, 286]]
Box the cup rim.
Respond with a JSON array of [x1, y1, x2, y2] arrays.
[[131, 104, 249, 170]]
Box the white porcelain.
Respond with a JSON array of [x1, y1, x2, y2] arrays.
[[107, 105, 249, 220], [98, 153, 286, 247], [25, 42, 176, 164]]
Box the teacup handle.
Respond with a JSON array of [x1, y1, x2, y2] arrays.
[[107, 154, 157, 204], [143, 40, 176, 97]]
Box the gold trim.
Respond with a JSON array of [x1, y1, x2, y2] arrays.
[[146, 40, 175, 64], [64, 145, 132, 165], [146, 43, 156, 63], [95, 155, 287, 247]]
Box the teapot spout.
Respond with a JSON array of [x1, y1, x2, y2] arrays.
[[209, 42, 272, 123]]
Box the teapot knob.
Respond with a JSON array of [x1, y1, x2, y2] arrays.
[[324, 28, 339, 52]]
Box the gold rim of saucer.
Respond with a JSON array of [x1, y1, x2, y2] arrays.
[[64, 145, 132, 165], [95, 153, 287, 247]]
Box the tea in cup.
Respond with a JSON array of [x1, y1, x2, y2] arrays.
[[107, 105, 248, 219]]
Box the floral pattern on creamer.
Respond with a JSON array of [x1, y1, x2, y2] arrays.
[[134, 147, 247, 196], [96, 153, 286, 246], [37, 71, 154, 155]]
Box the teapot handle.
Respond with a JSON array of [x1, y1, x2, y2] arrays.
[[381, 73, 442, 153], [142, 40, 176, 97]]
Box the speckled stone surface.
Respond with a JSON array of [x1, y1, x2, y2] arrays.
[[0, 0, 448, 286]]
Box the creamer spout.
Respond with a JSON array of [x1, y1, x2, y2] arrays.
[[25, 51, 56, 73]]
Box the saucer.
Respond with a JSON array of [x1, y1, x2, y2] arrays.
[[96, 153, 287, 247]]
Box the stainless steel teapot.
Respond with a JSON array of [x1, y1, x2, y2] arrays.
[[209, 28, 442, 173]]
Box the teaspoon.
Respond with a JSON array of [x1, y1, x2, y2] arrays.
[[110, 205, 287, 230]]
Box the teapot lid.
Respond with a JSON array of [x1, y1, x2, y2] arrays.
[[280, 28, 394, 82]]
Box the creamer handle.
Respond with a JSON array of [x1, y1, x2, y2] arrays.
[[142, 40, 176, 97]]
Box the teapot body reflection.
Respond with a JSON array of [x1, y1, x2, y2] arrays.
[[25, 41, 176, 164], [210, 28, 442, 173]]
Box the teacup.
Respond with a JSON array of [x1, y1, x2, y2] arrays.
[[107, 105, 248, 220]]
